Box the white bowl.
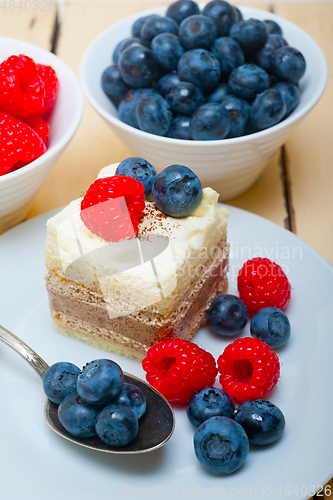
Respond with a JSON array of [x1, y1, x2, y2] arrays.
[[0, 37, 84, 234], [81, 4, 327, 200]]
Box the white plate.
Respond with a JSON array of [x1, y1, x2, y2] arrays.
[[1, 206, 333, 500]]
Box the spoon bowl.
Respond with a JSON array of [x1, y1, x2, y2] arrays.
[[0, 325, 175, 454]]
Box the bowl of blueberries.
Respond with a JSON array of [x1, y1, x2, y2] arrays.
[[80, 0, 327, 200]]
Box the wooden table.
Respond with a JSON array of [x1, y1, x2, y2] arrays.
[[2, 1, 332, 497]]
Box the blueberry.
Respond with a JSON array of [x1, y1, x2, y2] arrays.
[[131, 15, 155, 38], [194, 416, 249, 474], [115, 157, 157, 197], [118, 88, 158, 128], [113, 39, 126, 65], [228, 64, 270, 99], [157, 72, 182, 97], [166, 0, 200, 25], [274, 82, 300, 116], [221, 95, 251, 138], [119, 45, 159, 88], [234, 6, 243, 21], [118, 36, 149, 55], [140, 15, 179, 43], [206, 82, 232, 103], [136, 94, 172, 136], [95, 404, 139, 446], [187, 387, 235, 427], [250, 88, 286, 129], [207, 294, 248, 336], [233, 399, 285, 445], [250, 307, 291, 348], [77, 359, 124, 405], [178, 49, 221, 92], [211, 37, 244, 80], [113, 37, 146, 65], [165, 82, 205, 116], [152, 164, 202, 217], [178, 15, 217, 51], [43, 362, 80, 405], [58, 392, 100, 438], [111, 383, 146, 419], [271, 46, 306, 85], [264, 19, 283, 36], [151, 33, 184, 72], [101, 65, 131, 108], [202, 0, 238, 37], [167, 115, 192, 140], [256, 34, 288, 73], [190, 102, 231, 140], [230, 18, 268, 52]]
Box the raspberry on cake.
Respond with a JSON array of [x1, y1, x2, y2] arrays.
[[80, 175, 145, 241], [44, 163, 229, 360]]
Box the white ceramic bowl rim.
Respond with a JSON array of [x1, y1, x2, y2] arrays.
[[0, 37, 84, 184], [80, 4, 328, 148]]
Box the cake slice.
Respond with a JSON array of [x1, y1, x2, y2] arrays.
[[45, 164, 229, 360]]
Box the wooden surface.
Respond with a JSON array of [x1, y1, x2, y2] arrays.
[[5, 2, 333, 497]]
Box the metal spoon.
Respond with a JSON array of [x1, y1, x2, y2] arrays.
[[0, 325, 175, 454]]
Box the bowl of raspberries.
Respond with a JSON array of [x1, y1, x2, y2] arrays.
[[0, 37, 84, 234], [81, 0, 327, 200]]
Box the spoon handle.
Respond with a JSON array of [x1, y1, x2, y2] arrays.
[[0, 325, 49, 381]]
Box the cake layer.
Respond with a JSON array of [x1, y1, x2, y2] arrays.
[[47, 250, 229, 361], [45, 164, 229, 317]]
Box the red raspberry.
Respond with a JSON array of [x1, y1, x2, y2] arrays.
[[36, 64, 59, 114], [23, 114, 49, 144], [238, 257, 291, 316], [0, 112, 46, 176], [80, 175, 145, 242], [0, 55, 45, 119], [217, 337, 280, 403], [142, 339, 217, 404]]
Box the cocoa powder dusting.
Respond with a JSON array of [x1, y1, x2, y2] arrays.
[[138, 202, 180, 237]]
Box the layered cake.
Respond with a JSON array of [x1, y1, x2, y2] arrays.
[[45, 163, 229, 360]]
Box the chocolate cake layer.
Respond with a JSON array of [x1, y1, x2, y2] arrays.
[[46, 246, 229, 360]]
